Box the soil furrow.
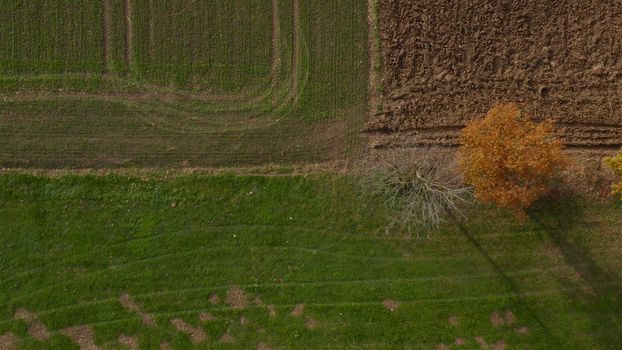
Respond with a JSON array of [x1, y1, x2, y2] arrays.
[[101, 0, 112, 72]]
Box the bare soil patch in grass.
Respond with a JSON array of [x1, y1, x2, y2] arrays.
[[61, 325, 100, 350], [475, 336, 488, 349], [455, 338, 465, 346], [383, 299, 400, 311], [119, 293, 156, 326], [220, 332, 234, 343], [290, 303, 304, 317], [257, 342, 272, 350], [515, 326, 530, 334], [199, 312, 216, 322], [208, 292, 220, 305], [0, 332, 18, 350], [490, 312, 504, 327], [305, 316, 319, 329], [448, 316, 459, 326], [504, 310, 515, 325], [267, 304, 277, 318], [225, 286, 247, 309], [493, 340, 506, 350], [118, 335, 138, 350], [170, 318, 206, 344], [13, 308, 50, 340]]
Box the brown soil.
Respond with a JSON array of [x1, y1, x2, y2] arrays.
[[119, 293, 156, 327], [455, 338, 465, 346], [208, 292, 220, 305], [0, 332, 18, 350], [382, 299, 400, 311], [515, 326, 530, 334], [267, 304, 277, 318], [257, 342, 272, 350], [493, 340, 506, 350], [199, 312, 216, 322], [220, 332, 234, 343], [475, 336, 489, 349], [225, 286, 248, 309], [448, 316, 459, 326], [290, 303, 304, 317], [369, 0, 622, 149], [61, 326, 100, 350], [490, 312, 504, 327], [504, 310, 515, 325], [170, 318, 206, 344], [254, 296, 263, 305], [14, 308, 51, 340], [160, 341, 171, 349], [118, 335, 139, 350], [305, 317, 319, 329], [436, 344, 450, 350], [239, 316, 248, 325]]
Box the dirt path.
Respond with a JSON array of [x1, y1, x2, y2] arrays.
[[271, 0, 282, 107], [290, 0, 301, 105], [102, 0, 112, 72], [123, 0, 134, 69]]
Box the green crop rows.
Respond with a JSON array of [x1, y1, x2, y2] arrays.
[[0, 0, 369, 168]]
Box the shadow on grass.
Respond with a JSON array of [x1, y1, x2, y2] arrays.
[[528, 197, 622, 348], [449, 214, 566, 348]]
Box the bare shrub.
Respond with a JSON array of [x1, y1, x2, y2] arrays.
[[361, 148, 471, 235]]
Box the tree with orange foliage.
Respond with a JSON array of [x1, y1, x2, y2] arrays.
[[604, 150, 622, 200], [457, 103, 567, 218]]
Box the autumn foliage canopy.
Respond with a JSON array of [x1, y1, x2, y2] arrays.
[[457, 103, 566, 217], [604, 150, 622, 200]]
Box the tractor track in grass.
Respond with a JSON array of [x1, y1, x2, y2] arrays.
[[1, 263, 606, 318], [3, 279, 620, 328]]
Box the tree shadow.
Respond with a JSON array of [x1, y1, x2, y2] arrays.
[[449, 214, 567, 348], [528, 196, 622, 348]]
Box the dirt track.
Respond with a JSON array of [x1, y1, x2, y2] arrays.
[[367, 0, 622, 148]]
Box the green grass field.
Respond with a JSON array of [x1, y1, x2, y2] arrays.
[[1, 174, 622, 349], [0, 0, 369, 168]]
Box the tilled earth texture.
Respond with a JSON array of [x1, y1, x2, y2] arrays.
[[367, 0, 622, 149]]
